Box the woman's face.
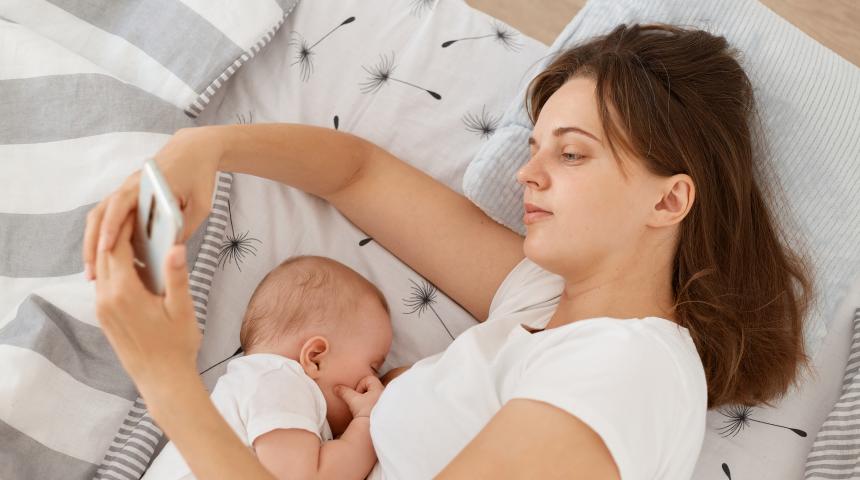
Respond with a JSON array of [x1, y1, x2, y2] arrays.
[[518, 76, 666, 279]]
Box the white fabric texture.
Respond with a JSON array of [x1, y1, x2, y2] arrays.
[[461, 0, 860, 359], [368, 258, 707, 479], [0, 0, 299, 114], [143, 354, 332, 480]]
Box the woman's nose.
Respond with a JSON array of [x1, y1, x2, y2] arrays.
[[516, 156, 549, 190]]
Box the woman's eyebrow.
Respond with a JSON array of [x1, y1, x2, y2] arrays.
[[528, 126, 602, 145]]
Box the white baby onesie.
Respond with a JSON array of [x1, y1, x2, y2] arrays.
[[142, 353, 333, 480]]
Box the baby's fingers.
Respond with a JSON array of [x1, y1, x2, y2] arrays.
[[334, 385, 359, 404], [358, 375, 384, 394]]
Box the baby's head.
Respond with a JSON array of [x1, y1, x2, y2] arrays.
[[240, 255, 392, 435]]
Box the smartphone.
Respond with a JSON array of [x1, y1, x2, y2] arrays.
[[132, 159, 183, 295]]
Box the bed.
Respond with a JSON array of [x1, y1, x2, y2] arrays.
[[1, 0, 858, 479]]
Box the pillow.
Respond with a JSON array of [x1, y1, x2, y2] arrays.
[[461, 0, 860, 357], [0, 0, 299, 116], [691, 274, 860, 479]]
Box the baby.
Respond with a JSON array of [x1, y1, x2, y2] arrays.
[[143, 255, 393, 480]]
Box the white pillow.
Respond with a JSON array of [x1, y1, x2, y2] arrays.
[[461, 0, 860, 357]]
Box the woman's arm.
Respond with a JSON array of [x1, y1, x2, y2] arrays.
[[94, 217, 274, 480], [147, 369, 276, 480], [436, 399, 620, 480], [86, 124, 523, 321], [215, 124, 524, 320]]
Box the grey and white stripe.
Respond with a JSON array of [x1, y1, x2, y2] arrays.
[[805, 308, 860, 479], [185, 2, 299, 117], [95, 173, 233, 480], [1, 0, 295, 477], [0, 74, 194, 144]]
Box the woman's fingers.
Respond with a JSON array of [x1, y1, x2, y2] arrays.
[[106, 214, 137, 279], [98, 174, 139, 254], [163, 245, 194, 322], [83, 201, 107, 280]]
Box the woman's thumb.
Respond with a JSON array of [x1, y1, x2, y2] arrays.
[[164, 245, 193, 320]]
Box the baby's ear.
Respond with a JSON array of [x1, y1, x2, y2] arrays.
[[299, 336, 329, 379]]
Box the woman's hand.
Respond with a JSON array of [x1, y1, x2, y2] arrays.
[[94, 214, 201, 396], [83, 126, 223, 280]]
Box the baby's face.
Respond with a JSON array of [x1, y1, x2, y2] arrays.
[[317, 294, 392, 436]]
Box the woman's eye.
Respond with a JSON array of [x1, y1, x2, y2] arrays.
[[562, 152, 583, 162]]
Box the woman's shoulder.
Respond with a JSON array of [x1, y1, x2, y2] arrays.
[[488, 257, 565, 319], [556, 316, 699, 361]]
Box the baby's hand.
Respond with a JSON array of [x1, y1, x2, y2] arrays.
[[335, 375, 384, 419]]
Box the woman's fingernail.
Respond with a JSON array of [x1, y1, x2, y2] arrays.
[[84, 264, 92, 280]]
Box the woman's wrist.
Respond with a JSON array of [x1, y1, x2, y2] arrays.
[[138, 363, 202, 418], [206, 124, 241, 173]]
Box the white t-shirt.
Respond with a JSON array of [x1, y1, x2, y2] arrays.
[[143, 354, 332, 480], [369, 258, 707, 480]]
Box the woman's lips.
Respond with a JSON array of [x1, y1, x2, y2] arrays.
[[524, 211, 552, 224], [524, 203, 552, 225]]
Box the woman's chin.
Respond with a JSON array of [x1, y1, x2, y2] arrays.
[[523, 236, 550, 266]]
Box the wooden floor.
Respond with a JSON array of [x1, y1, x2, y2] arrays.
[[466, 0, 860, 67]]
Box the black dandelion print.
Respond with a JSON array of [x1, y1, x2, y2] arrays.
[[409, 0, 437, 17], [359, 237, 373, 246], [360, 52, 441, 100], [442, 21, 522, 51], [403, 279, 454, 340], [289, 16, 356, 81], [235, 111, 254, 125], [717, 405, 807, 438], [722, 463, 732, 479], [333, 115, 339, 130], [218, 200, 262, 272], [463, 105, 501, 139]]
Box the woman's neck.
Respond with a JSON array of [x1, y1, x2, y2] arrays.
[[546, 256, 677, 329]]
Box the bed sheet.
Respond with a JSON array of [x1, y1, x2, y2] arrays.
[[191, 1, 854, 479]]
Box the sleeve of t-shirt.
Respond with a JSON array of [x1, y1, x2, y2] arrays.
[[243, 366, 326, 446], [488, 257, 565, 319], [508, 322, 690, 480]]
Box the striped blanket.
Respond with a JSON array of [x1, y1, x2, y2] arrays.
[[0, 1, 296, 478]]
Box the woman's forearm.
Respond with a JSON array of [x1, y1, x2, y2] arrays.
[[212, 123, 374, 200], [143, 367, 275, 480]]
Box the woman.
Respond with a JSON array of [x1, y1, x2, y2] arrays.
[[85, 24, 811, 479]]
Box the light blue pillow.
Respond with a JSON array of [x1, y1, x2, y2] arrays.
[[461, 0, 860, 356]]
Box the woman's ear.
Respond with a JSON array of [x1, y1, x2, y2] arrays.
[[299, 336, 329, 379], [649, 173, 695, 227]]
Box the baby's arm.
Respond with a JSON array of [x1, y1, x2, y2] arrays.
[[252, 375, 382, 480], [253, 417, 374, 480]]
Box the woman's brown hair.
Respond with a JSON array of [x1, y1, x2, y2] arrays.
[[526, 24, 813, 408]]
